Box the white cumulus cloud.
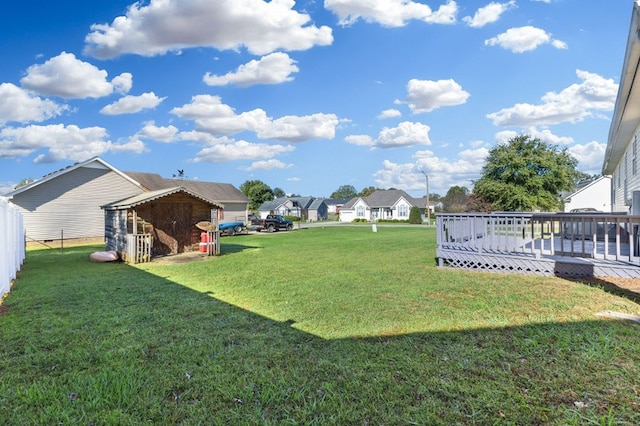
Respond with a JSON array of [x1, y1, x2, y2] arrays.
[[484, 25, 567, 53], [258, 113, 339, 142], [346, 121, 431, 149], [100, 92, 166, 115], [0, 124, 143, 162], [204, 52, 299, 87], [377, 109, 402, 119], [487, 69, 618, 127], [193, 139, 294, 163], [20, 52, 132, 99], [401, 78, 470, 113], [495, 128, 574, 145], [84, 0, 333, 58], [0, 83, 66, 125], [374, 146, 489, 193], [568, 141, 607, 175], [137, 122, 179, 143], [172, 95, 340, 142], [463, 1, 515, 28], [325, 0, 458, 27], [244, 159, 293, 171]]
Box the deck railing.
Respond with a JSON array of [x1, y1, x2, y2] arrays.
[[437, 212, 640, 264], [125, 233, 152, 264]]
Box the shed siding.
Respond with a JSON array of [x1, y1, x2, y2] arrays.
[[11, 167, 143, 240], [105, 210, 128, 254], [105, 193, 217, 257]]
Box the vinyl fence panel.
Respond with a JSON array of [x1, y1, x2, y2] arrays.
[[1, 197, 25, 297]]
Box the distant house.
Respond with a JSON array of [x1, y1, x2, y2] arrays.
[[307, 199, 328, 221], [5, 157, 249, 242], [562, 176, 612, 212], [257, 196, 328, 221], [339, 189, 423, 222], [324, 198, 349, 216]]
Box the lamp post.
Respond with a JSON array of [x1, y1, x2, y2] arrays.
[[421, 170, 430, 225]]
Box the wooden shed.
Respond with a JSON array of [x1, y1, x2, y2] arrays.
[[102, 187, 224, 263]]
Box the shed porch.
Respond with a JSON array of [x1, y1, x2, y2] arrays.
[[436, 213, 640, 278]]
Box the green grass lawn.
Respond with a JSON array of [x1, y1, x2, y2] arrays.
[[1, 226, 640, 424]]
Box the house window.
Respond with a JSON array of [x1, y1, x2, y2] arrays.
[[398, 204, 408, 217], [357, 205, 365, 217]]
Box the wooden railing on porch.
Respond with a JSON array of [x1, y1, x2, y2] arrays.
[[437, 212, 640, 264]]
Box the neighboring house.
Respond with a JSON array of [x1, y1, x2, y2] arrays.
[[257, 196, 327, 220], [339, 189, 423, 222], [5, 157, 249, 241], [307, 198, 328, 221], [324, 198, 349, 215], [6, 158, 146, 241], [123, 171, 248, 224], [603, 1, 640, 212], [562, 176, 612, 212]]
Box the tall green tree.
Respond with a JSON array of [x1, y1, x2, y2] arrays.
[[330, 184, 358, 199], [240, 180, 274, 211], [359, 186, 379, 197], [273, 187, 286, 198], [442, 186, 470, 213], [472, 135, 582, 212]]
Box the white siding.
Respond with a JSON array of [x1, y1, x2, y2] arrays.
[[11, 167, 143, 240], [340, 199, 369, 222], [612, 127, 640, 212], [563, 177, 612, 212], [392, 198, 412, 220]]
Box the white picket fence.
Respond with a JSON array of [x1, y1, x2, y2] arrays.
[[1, 197, 25, 297]]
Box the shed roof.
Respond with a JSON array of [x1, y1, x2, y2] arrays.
[[102, 187, 224, 210]]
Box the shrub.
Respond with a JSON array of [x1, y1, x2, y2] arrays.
[[408, 206, 423, 224]]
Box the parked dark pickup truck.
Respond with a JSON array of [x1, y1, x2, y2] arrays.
[[252, 214, 293, 232]]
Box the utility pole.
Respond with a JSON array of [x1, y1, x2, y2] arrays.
[[421, 170, 430, 225]]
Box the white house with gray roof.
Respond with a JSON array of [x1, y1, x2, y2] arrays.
[[339, 189, 423, 222]]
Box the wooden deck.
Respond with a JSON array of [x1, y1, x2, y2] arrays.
[[437, 213, 640, 278]]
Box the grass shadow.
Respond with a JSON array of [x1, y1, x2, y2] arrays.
[[2, 244, 640, 424], [571, 277, 640, 305]]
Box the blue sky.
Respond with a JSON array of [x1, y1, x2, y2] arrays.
[[0, 0, 632, 198]]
